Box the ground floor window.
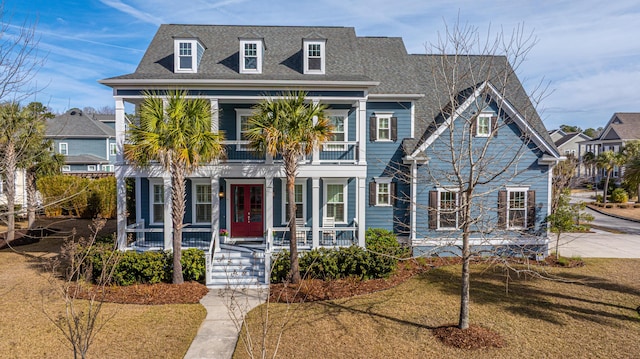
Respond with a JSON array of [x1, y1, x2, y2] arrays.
[[508, 190, 526, 229], [325, 181, 346, 223], [152, 183, 164, 223], [194, 183, 212, 223], [284, 182, 305, 222]]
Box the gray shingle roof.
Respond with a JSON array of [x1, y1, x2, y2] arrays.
[[554, 132, 591, 147], [103, 24, 372, 82], [65, 154, 109, 164], [46, 108, 115, 138], [599, 113, 640, 141]]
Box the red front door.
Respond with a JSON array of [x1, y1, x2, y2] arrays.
[[230, 184, 264, 237]]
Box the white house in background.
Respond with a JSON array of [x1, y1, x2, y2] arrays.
[[552, 132, 592, 177], [0, 169, 27, 213]]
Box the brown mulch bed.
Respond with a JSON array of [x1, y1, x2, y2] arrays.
[[433, 324, 505, 349], [73, 282, 209, 305]]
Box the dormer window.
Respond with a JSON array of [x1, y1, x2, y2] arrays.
[[239, 39, 263, 74], [303, 39, 325, 74], [174, 38, 205, 73]]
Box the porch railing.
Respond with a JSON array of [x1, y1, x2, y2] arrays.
[[125, 220, 213, 249], [271, 226, 358, 248]]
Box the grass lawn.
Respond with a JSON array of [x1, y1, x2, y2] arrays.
[[0, 236, 206, 358], [236, 259, 640, 358]]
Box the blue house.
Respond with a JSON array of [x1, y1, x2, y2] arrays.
[[46, 108, 116, 174], [100, 25, 562, 286]]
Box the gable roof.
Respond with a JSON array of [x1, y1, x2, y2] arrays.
[[46, 108, 115, 138], [598, 113, 640, 141], [554, 132, 591, 148]]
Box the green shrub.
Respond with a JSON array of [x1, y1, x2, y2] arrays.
[[38, 175, 90, 216], [611, 188, 628, 203], [595, 194, 603, 203], [180, 248, 206, 282], [270, 250, 291, 282]]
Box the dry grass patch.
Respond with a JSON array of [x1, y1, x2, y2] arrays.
[[235, 259, 640, 359], [0, 238, 206, 358], [589, 204, 640, 221]]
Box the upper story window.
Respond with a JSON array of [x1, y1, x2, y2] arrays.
[[370, 113, 397, 141], [369, 178, 395, 206], [324, 110, 348, 151], [239, 39, 263, 74], [109, 143, 116, 156], [59, 142, 68, 155], [235, 109, 254, 151], [474, 113, 496, 137], [174, 38, 205, 73], [303, 39, 325, 74]]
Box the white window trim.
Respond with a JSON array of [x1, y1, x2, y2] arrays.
[[192, 180, 212, 224], [87, 165, 96, 172], [109, 142, 117, 156], [174, 39, 200, 74], [476, 114, 492, 137], [281, 180, 306, 225], [303, 39, 325, 74], [59, 142, 68, 155], [437, 188, 459, 230], [150, 180, 165, 225], [235, 109, 254, 151], [102, 164, 114, 172], [375, 112, 393, 142], [61, 165, 71, 172], [374, 177, 392, 207], [506, 187, 528, 230], [324, 179, 347, 224], [324, 109, 348, 151], [239, 39, 263, 74]]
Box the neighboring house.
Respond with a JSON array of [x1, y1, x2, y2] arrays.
[[548, 129, 567, 143], [0, 169, 27, 211], [582, 113, 640, 181], [46, 108, 117, 174], [100, 25, 561, 286], [552, 131, 592, 177]]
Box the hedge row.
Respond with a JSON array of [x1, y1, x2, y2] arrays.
[[37, 175, 116, 218], [80, 246, 206, 285], [271, 228, 409, 283]]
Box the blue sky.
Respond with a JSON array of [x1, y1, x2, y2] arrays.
[[4, 0, 640, 130]]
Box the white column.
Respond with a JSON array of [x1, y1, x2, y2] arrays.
[[163, 175, 173, 249], [357, 99, 367, 165], [312, 177, 320, 248], [210, 98, 219, 132], [410, 160, 417, 242], [116, 166, 127, 249], [265, 176, 274, 233], [312, 98, 320, 165], [357, 176, 366, 247], [210, 176, 220, 251]]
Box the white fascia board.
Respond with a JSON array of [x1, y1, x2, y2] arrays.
[[410, 83, 487, 158], [367, 93, 425, 100], [99, 78, 380, 89]]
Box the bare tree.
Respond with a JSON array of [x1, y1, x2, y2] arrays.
[[408, 22, 552, 330], [43, 219, 120, 359], [0, 5, 46, 241]]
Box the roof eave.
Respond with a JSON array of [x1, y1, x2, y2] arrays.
[[99, 78, 380, 89]]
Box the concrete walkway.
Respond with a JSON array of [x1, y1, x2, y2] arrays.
[[184, 288, 267, 359]]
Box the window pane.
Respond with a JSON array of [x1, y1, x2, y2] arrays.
[[508, 191, 526, 227], [378, 117, 390, 140], [439, 191, 457, 228], [180, 56, 192, 69], [477, 116, 490, 135], [327, 184, 343, 203], [153, 204, 164, 222], [378, 183, 389, 205]]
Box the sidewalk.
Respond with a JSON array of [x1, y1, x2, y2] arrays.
[[184, 288, 267, 359]]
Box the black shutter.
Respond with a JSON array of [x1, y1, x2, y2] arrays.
[[497, 190, 507, 229], [369, 116, 377, 141], [527, 190, 536, 229], [369, 181, 376, 206], [429, 191, 438, 229], [390, 182, 397, 206], [491, 115, 498, 137], [391, 116, 398, 141]]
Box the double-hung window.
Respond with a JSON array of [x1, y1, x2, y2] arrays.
[[476, 114, 491, 137], [109, 143, 116, 156], [370, 178, 394, 206], [325, 181, 346, 223], [370, 113, 397, 141], [439, 190, 459, 229], [377, 183, 390, 206], [59, 143, 68, 155], [303, 39, 325, 74], [240, 39, 263, 74], [235, 109, 254, 151], [87, 165, 96, 172], [174, 39, 204, 73], [325, 110, 347, 151], [284, 182, 305, 222], [179, 42, 192, 70], [152, 183, 164, 224], [194, 184, 212, 223], [508, 190, 526, 228]]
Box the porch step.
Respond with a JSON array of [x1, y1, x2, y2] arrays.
[[208, 248, 267, 288]]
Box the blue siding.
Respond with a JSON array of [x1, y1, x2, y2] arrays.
[[414, 100, 550, 240], [365, 102, 412, 233], [141, 178, 151, 227], [184, 179, 193, 224]]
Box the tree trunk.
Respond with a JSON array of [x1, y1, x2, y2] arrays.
[[171, 160, 186, 284], [287, 174, 301, 284], [458, 190, 472, 330], [26, 169, 37, 229], [4, 142, 17, 244], [556, 232, 561, 259], [603, 170, 611, 204]]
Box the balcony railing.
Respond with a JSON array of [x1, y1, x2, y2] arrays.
[[125, 221, 213, 249]]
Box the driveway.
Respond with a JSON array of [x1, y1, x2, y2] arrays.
[[556, 191, 640, 258]]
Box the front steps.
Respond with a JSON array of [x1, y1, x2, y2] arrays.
[[208, 244, 268, 288]]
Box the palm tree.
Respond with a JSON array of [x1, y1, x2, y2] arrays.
[[246, 91, 332, 284], [596, 151, 624, 204], [125, 90, 224, 284], [624, 155, 640, 202]]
